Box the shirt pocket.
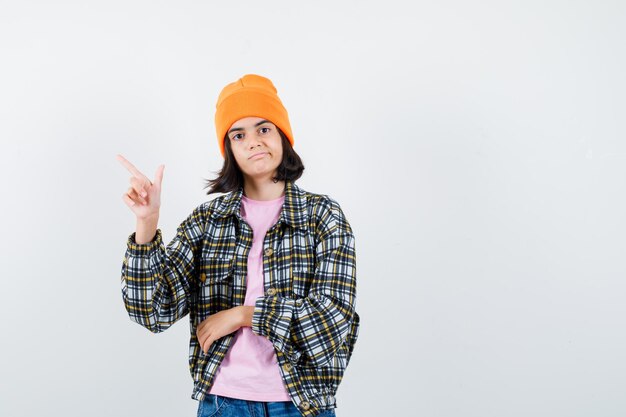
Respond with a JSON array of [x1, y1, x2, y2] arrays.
[[198, 256, 233, 313], [200, 256, 233, 283]]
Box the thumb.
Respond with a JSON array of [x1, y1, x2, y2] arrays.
[[154, 164, 165, 188]]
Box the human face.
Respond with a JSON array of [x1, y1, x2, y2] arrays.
[[226, 116, 283, 181]]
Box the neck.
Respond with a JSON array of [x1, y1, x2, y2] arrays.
[[242, 177, 286, 201]]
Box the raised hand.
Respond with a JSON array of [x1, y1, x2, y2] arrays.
[[116, 154, 164, 220]]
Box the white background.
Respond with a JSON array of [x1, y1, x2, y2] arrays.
[[1, 1, 625, 416]]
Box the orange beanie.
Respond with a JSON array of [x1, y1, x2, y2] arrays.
[[214, 74, 294, 158]]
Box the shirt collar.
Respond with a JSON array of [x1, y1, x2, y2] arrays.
[[210, 180, 309, 230]]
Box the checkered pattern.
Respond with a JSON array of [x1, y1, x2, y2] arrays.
[[120, 180, 359, 417]]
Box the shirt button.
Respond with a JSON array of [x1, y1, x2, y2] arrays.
[[301, 401, 310, 410], [295, 299, 303, 307], [267, 287, 277, 296], [264, 247, 274, 257], [283, 362, 292, 372]]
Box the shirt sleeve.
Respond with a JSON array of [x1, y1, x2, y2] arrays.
[[251, 197, 358, 368], [120, 205, 206, 334]]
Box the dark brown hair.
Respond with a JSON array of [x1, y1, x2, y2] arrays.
[[203, 127, 305, 195]]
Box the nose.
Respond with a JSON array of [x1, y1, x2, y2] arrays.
[[248, 132, 263, 148]]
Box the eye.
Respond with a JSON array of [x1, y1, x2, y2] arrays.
[[231, 133, 243, 141], [260, 127, 270, 134]]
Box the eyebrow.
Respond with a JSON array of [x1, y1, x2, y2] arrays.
[[227, 119, 272, 135]]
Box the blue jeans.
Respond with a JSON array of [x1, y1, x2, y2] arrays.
[[197, 394, 337, 417]]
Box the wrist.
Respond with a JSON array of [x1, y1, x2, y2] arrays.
[[137, 213, 159, 223], [239, 306, 254, 327]]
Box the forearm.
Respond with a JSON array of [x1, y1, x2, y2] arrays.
[[135, 215, 159, 244]]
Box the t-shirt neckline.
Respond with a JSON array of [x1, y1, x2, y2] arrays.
[[241, 194, 285, 204]]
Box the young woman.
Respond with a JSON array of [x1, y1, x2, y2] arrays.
[[117, 74, 359, 417]]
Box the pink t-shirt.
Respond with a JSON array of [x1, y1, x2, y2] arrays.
[[208, 193, 292, 401]]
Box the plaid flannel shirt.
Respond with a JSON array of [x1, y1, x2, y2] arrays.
[[120, 180, 360, 417]]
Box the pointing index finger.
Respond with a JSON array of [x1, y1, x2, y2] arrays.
[[116, 154, 146, 179]]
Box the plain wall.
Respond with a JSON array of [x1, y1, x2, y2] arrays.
[[1, 1, 625, 416]]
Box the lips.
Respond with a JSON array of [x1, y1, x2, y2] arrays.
[[249, 152, 267, 159]]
